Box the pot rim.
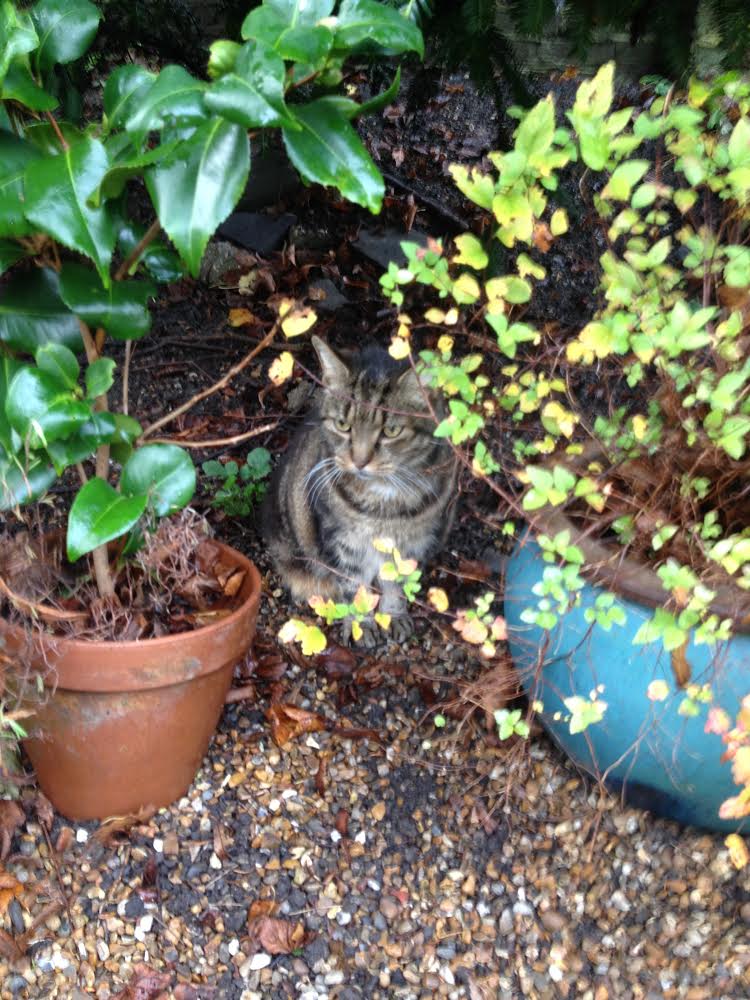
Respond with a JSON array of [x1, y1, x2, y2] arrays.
[[525, 447, 750, 634], [0, 541, 263, 691]]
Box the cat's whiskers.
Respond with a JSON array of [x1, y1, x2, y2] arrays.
[[395, 464, 438, 500], [304, 458, 337, 501]]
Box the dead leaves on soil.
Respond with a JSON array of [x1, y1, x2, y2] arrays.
[[245, 899, 311, 955], [266, 702, 326, 748], [113, 964, 215, 1000]]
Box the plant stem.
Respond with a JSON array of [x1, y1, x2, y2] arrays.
[[138, 321, 279, 442], [78, 322, 115, 599], [45, 111, 68, 151], [145, 420, 279, 449], [115, 218, 162, 281]]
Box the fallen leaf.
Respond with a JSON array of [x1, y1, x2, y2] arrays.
[[0, 870, 22, 916], [91, 805, 156, 846], [266, 703, 327, 748], [246, 915, 310, 955], [228, 308, 256, 327], [725, 833, 749, 870], [315, 644, 356, 681], [222, 569, 246, 598], [112, 962, 172, 1000], [428, 587, 449, 613], [335, 809, 349, 838], [248, 899, 277, 920], [0, 801, 24, 861], [315, 757, 328, 796], [34, 793, 54, 830], [533, 221, 553, 252], [55, 826, 74, 854], [213, 823, 230, 862]]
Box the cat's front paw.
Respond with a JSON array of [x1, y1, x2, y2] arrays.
[[340, 617, 382, 649], [389, 615, 414, 644]]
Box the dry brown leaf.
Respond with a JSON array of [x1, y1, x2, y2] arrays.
[[266, 703, 327, 748], [34, 793, 54, 830], [0, 870, 23, 916], [247, 898, 277, 920], [112, 963, 172, 1000], [533, 221, 553, 252], [222, 569, 245, 598], [0, 801, 24, 861], [228, 308, 256, 327], [91, 805, 156, 846], [670, 642, 692, 688], [212, 822, 231, 862], [314, 756, 328, 797], [55, 826, 74, 854], [246, 915, 310, 955], [335, 809, 349, 838]]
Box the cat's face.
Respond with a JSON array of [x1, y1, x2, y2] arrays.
[[312, 337, 442, 484]]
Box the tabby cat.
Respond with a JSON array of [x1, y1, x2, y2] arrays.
[[262, 336, 456, 645]]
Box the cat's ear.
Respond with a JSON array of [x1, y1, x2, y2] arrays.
[[396, 365, 423, 399], [312, 336, 349, 389]]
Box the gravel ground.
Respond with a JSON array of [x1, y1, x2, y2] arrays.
[[1, 537, 749, 1000]]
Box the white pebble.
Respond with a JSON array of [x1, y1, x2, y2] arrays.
[[76, 829, 88, 844], [281, 789, 296, 799], [440, 966, 455, 986], [191, 797, 203, 813], [228, 938, 240, 957], [209, 852, 222, 870], [268, 798, 281, 813], [354, 830, 366, 845], [153, 838, 164, 853], [324, 970, 345, 985], [96, 939, 110, 961], [549, 964, 564, 983], [330, 830, 342, 843], [248, 952, 272, 971]]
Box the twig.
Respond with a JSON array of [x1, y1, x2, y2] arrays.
[[115, 218, 162, 281], [77, 322, 115, 598], [146, 421, 279, 449], [381, 169, 469, 230], [0, 574, 86, 624], [123, 340, 132, 416], [224, 684, 256, 704], [139, 321, 280, 442], [44, 111, 68, 151]]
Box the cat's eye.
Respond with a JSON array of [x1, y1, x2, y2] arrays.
[[382, 424, 402, 439], [334, 417, 351, 432]]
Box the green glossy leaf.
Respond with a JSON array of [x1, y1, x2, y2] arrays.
[[204, 41, 295, 129], [35, 342, 79, 390], [96, 139, 183, 203], [0, 61, 57, 110], [102, 64, 155, 130], [6, 366, 91, 445], [31, 0, 100, 71], [350, 66, 400, 118], [0, 456, 56, 510], [0, 2, 38, 86], [728, 117, 750, 169], [146, 118, 249, 278], [0, 132, 42, 238], [124, 65, 206, 133], [67, 476, 147, 562], [0, 353, 22, 454], [118, 222, 184, 283], [22, 119, 84, 155], [334, 0, 424, 57], [282, 99, 383, 212], [515, 96, 554, 162], [45, 410, 116, 472], [0, 238, 25, 275], [110, 412, 143, 464], [241, 4, 334, 65], [120, 443, 195, 515], [0, 268, 81, 354], [24, 137, 118, 285], [59, 262, 155, 339], [85, 357, 115, 398]]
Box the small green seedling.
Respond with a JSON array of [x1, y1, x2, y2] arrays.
[[202, 447, 271, 516]]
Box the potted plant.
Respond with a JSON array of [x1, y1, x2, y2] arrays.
[[0, 0, 423, 819], [374, 64, 750, 835]]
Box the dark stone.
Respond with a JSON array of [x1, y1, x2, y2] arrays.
[[303, 936, 330, 965], [352, 227, 429, 270], [124, 895, 145, 919], [308, 278, 350, 313], [8, 898, 24, 935], [224, 908, 247, 933], [218, 212, 297, 255], [391, 969, 407, 986], [237, 146, 301, 211]]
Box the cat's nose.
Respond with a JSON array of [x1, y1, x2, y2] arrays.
[[352, 442, 373, 469]]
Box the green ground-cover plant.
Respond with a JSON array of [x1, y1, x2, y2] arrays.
[[277, 62, 750, 832], [0, 0, 423, 600], [201, 446, 271, 516]]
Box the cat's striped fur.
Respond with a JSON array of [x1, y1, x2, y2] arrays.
[[262, 336, 457, 643]]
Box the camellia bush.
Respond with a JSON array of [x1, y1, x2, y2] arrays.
[[0, 0, 423, 599], [280, 64, 750, 830]]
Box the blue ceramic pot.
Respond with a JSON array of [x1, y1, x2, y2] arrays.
[[505, 534, 748, 833]]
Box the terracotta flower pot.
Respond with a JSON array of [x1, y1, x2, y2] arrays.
[[1, 543, 261, 821]]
